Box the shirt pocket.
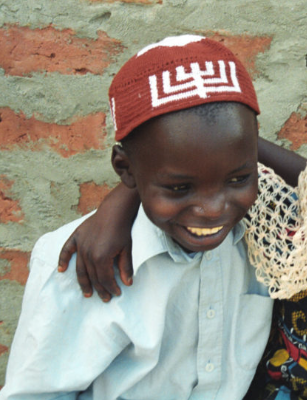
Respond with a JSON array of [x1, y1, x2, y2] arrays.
[[235, 293, 274, 370]]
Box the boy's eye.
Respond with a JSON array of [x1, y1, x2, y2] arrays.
[[167, 184, 190, 192], [229, 174, 250, 184]]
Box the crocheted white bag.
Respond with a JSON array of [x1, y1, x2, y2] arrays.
[[244, 163, 307, 299]]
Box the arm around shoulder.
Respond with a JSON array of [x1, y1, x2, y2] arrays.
[[258, 137, 307, 187], [58, 183, 140, 301]]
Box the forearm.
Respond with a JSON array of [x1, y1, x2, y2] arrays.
[[97, 182, 140, 225], [258, 137, 307, 187]]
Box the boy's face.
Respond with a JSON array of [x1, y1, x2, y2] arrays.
[[113, 103, 258, 253]]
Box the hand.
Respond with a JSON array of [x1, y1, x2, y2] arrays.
[[58, 183, 140, 302]]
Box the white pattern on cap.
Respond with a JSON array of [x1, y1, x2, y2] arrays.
[[137, 35, 205, 57], [149, 60, 241, 108]]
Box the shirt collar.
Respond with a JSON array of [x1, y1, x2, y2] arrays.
[[233, 220, 246, 245], [131, 205, 246, 276], [131, 206, 164, 276]]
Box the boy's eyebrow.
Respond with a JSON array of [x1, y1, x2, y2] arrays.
[[156, 162, 256, 181], [157, 172, 194, 180]]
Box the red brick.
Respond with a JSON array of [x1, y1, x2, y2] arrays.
[[0, 176, 24, 224], [0, 344, 8, 357], [0, 26, 124, 76], [0, 250, 30, 285], [196, 31, 272, 77], [77, 182, 112, 215], [278, 112, 307, 151], [0, 108, 107, 157]]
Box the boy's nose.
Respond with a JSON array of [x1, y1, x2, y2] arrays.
[[190, 194, 226, 220]]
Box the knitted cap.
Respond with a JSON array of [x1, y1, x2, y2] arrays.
[[109, 35, 260, 141]]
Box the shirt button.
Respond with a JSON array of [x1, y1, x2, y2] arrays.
[[205, 251, 212, 261], [207, 309, 215, 319], [205, 363, 214, 372]]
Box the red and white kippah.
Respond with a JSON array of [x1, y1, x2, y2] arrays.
[[109, 35, 260, 141]]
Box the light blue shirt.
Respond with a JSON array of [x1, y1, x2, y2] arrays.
[[1, 205, 273, 400]]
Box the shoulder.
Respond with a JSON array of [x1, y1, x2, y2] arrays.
[[31, 211, 94, 267], [23, 212, 96, 310], [22, 212, 134, 337]]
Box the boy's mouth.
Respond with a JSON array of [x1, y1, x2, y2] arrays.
[[186, 226, 224, 237]]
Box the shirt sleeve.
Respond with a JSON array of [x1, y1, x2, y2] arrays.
[[0, 228, 130, 400]]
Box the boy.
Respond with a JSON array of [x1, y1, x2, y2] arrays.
[[1, 35, 306, 399]]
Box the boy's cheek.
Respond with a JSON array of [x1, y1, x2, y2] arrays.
[[238, 187, 258, 219], [142, 199, 180, 225], [237, 174, 258, 208]]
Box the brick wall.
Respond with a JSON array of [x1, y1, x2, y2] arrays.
[[1, 0, 307, 388]]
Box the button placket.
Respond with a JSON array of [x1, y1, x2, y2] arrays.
[[196, 250, 222, 388]]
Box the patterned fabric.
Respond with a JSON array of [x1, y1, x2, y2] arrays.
[[245, 292, 307, 400]]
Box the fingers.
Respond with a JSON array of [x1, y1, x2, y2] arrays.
[[75, 255, 93, 298], [58, 234, 77, 272], [95, 259, 122, 300], [118, 243, 134, 286], [58, 235, 123, 302], [76, 255, 118, 302], [57, 221, 128, 302], [86, 269, 112, 303]]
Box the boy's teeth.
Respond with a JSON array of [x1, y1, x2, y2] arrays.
[[186, 226, 223, 236]]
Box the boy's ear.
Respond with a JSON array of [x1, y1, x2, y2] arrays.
[[111, 145, 137, 189]]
